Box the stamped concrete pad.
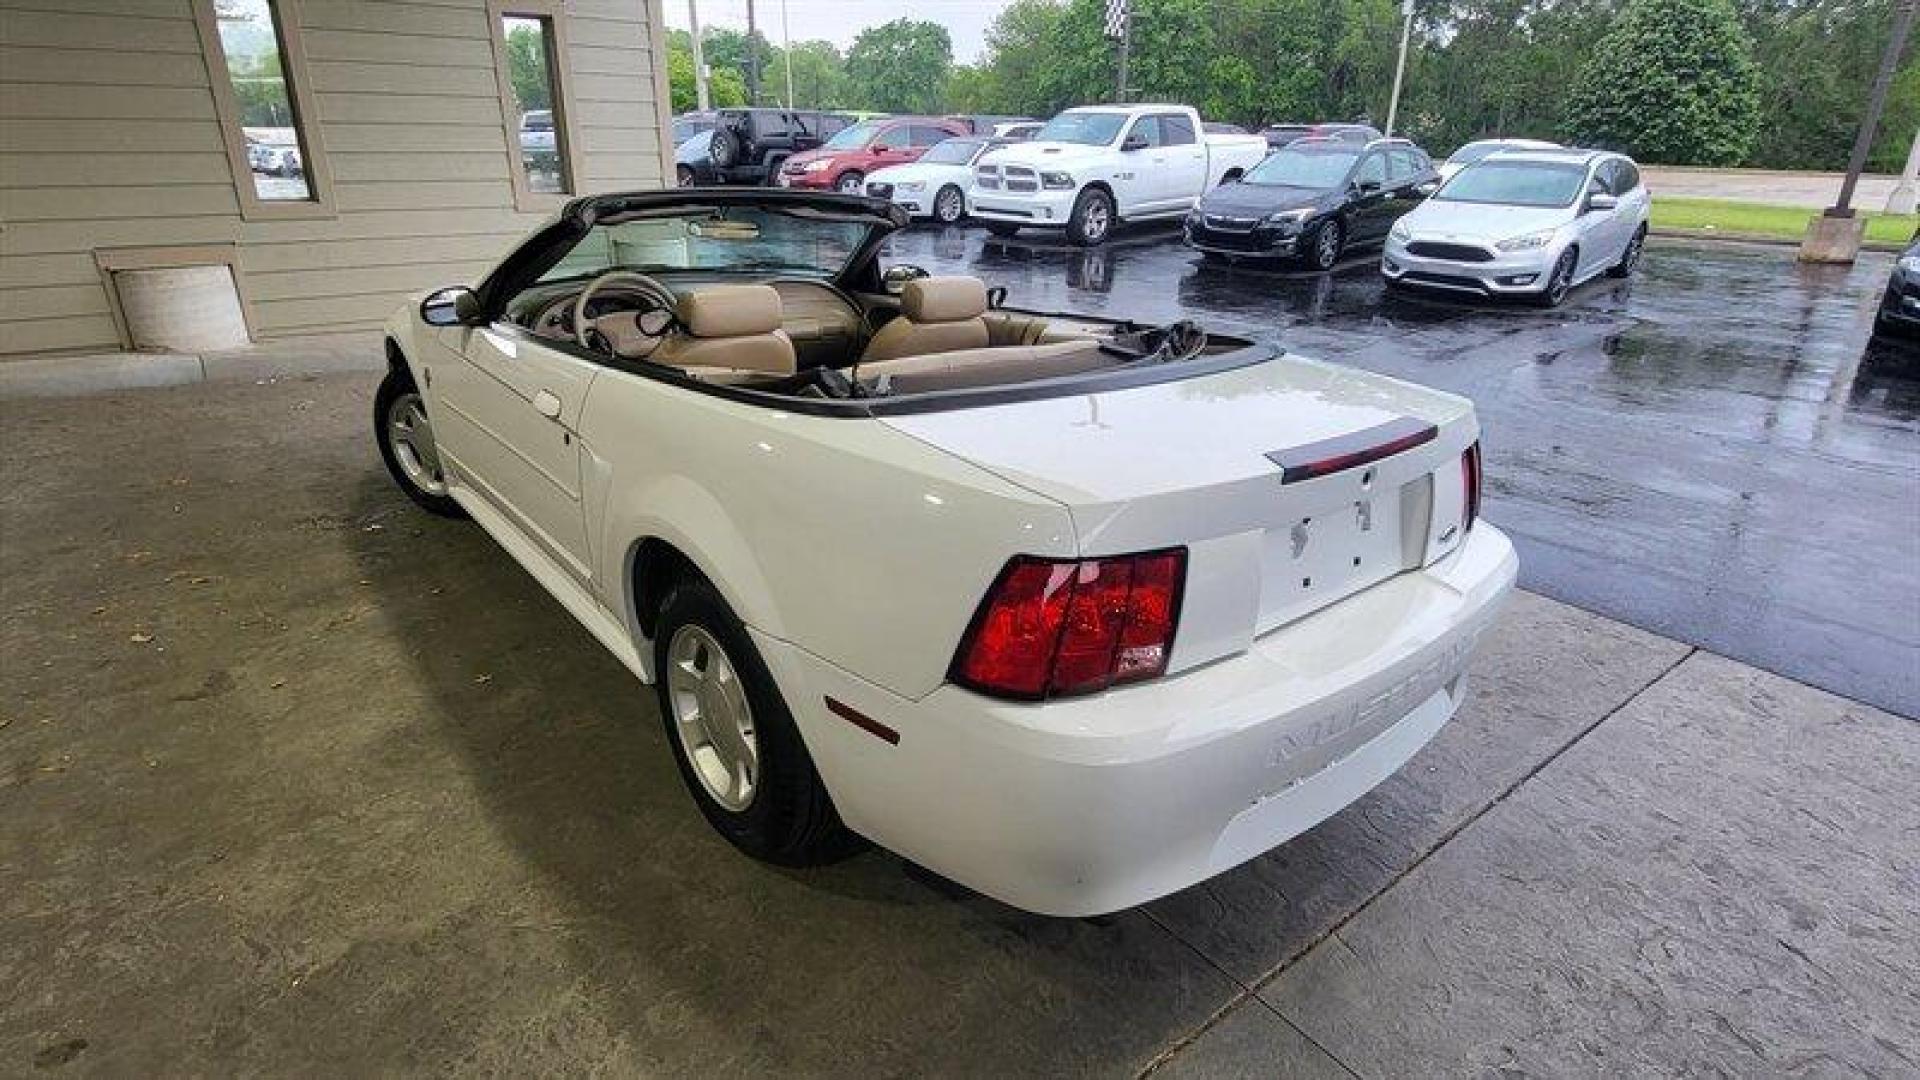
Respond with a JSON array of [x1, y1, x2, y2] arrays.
[[1258, 652, 1920, 1077], [1147, 1000, 1354, 1080], [1146, 590, 1690, 983]]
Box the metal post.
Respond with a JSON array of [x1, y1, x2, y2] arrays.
[[687, 0, 709, 111], [1116, 13, 1130, 104], [1887, 127, 1918, 215], [1384, 0, 1414, 138], [1830, 0, 1915, 217], [744, 0, 761, 106], [781, 0, 794, 108]]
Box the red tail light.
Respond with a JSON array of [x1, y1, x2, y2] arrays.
[[1463, 441, 1482, 533], [952, 549, 1187, 700]]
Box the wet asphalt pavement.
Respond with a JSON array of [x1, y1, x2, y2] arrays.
[[883, 224, 1920, 718]]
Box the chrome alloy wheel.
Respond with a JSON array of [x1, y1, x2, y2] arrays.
[[385, 391, 448, 497], [935, 185, 964, 223], [666, 624, 759, 812], [1082, 196, 1112, 241]]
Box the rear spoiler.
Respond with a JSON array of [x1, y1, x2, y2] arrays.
[[1265, 417, 1438, 484]]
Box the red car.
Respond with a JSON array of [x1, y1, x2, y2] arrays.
[[778, 116, 969, 194]]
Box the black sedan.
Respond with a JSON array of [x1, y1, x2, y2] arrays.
[[1184, 138, 1438, 271], [1875, 240, 1920, 339]]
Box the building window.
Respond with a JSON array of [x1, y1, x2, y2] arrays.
[[489, 1, 582, 209], [195, 0, 333, 219]]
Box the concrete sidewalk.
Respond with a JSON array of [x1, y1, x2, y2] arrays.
[[0, 330, 383, 398], [2, 373, 1915, 1077], [1643, 166, 1904, 210]]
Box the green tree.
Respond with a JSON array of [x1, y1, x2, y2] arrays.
[[782, 40, 853, 109], [1565, 0, 1761, 164], [504, 21, 553, 113], [666, 30, 748, 112], [844, 18, 954, 114]]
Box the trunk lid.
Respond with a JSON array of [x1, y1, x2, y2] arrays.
[[879, 355, 1479, 649]]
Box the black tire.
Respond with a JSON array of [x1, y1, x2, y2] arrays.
[[1608, 225, 1646, 278], [1066, 187, 1115, 246], [933, 183, 965, 224], [374, 365, 464, 519], [834, 169, 865, 195], [708, 127, 741, 169], [1306, 219, 1344, 271], [675, 164, 694, 187], [1534, 248, 1577, 307], [985, 221, 1021, 237], [653, 574, 858, 866]]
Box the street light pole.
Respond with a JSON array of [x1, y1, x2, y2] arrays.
[[744, 0, 761, 106], [781, 0, 794, 108], [1832, 0, 1915, 216], [687, 0, 709, 111], [1384, 0, 1414, 137]]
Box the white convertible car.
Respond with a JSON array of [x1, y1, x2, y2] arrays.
[[377, 188, 1516, 916]]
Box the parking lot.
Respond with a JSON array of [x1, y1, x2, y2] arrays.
[[888, 226, 1920, 718], [3, 232, 1916, 1076]]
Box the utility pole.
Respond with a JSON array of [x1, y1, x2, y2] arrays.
[[1105, 0, 1130, 104], [687, 0, 709, 111], [744, 0, 761, 106], [1803, 0, 1915, 262], [1384, 0, 1414, 137], [781, 0, 794, 108]]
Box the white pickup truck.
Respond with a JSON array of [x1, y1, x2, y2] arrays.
[[970, 104, 1270, 245]]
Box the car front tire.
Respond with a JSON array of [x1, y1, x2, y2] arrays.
[[1067, 187, 1114, 246], [1535, 248, 1578, 307], [676, 164, 694, 187], [1609, 225, 1646, 278], [375, 365, 464, 518], [934, 184, 965, 224], [1306, 219, 1343, 271], [653, 574, 859, 867]]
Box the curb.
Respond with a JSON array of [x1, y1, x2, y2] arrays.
[[1650, 226, 1909, 253], [0, 332, 384, 399]]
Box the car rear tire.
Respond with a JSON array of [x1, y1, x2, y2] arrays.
[[1535, 248, 1578, 307], [1067, 187, 1114, 246], [374, 366, 464, 519], [1608, 225, 1646, 278], [653, 574, 859, 866], [933, 184, 965, 224], [835, 170, 865, 195], [1306, 219, 1343, 272]]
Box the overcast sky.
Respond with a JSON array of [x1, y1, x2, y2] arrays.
[[662, 0, 1018, 64]]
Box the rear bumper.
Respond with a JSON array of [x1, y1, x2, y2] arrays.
[[755, 523, 1518, 916]]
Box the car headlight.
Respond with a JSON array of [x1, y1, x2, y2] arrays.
[[1900, 253, 1920, 274], [1496, 229, 1557, 252], [894, 181, 924, 192], [1040, 171, 1074, 189], [1263, 208, 1312, 228], [802, 159, 832, 173], [1390, 220, 1412, 243]]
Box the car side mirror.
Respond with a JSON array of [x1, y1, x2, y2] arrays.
[[881, 264, 929, 296], [1585, 192, 1619, 213], [1121, 134, 1149, 152], [1357, 180, 1382, 194], [1415, 180, 1439, 197], [421, 286, 483, 327]]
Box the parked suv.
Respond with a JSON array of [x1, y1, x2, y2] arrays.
[[1185, 137, 1439, 270], [778, 116, 969, 194], [1382, 148, 1651, 307], [690, 108, 854, 186]]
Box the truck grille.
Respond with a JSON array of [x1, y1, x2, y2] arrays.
[[1202, 214, 1259, 232], [974, 165, 1002, 190], [1003, 166, 1039, 192], [1406, 241, 1494, 263]]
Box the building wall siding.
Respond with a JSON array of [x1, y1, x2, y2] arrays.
[[0, 0, 668, 355]]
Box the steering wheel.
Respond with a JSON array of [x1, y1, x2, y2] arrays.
[[574, 270, 677, 355]]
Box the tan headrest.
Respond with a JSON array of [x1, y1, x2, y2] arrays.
[[676, 284, 783, 337], [902, 276, 988, 323]]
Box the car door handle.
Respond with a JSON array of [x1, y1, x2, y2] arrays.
[[532, 389, 562, 420]]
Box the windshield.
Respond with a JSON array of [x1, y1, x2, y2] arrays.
[[1437, 161, 1587, 207], [919, 138, 985, 165], [822, 120, 883, 150], [537, 207, 873, 282], [672, 117, 714, 142], [1243, 148, 1359, 188], [1035, 112, 1126, 146]]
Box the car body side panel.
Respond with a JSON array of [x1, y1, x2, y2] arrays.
[[574, 366, 1079, 699]]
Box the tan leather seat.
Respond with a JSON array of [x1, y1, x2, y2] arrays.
[[860, 276, 990, 362], [651, 284, 796, 376], [856, 339, 1112, 395]]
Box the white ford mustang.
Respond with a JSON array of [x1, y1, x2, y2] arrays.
[[377, 188, 1517, 916]]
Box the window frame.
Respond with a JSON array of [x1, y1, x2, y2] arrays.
[[487, 0, 586, 212], [193, 0, 335, 221]]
